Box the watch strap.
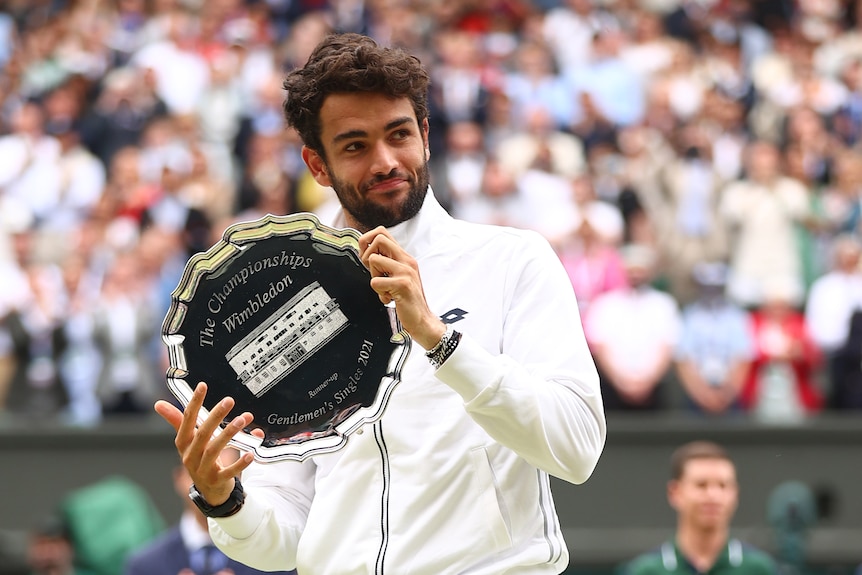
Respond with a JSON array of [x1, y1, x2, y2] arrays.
[[189, 477, 246, 518]]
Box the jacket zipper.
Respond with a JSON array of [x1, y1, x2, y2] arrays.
[[373, 421, 390, 575]]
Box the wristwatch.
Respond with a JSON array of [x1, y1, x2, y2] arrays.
[[189, 478, 246, 518]]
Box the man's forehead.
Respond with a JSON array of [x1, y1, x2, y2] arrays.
[[681, 458, 736, 479], [319, 93, 417, 132]]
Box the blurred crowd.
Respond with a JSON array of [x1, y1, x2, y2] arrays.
[[0, 0, 861, 426]]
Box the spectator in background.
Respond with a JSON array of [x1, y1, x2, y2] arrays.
[[742, 280, 823, 424], [26, 515, 81, 575], [675, 262, 753, 415], [556, 173, 626, 314], [78, 66, 167, 169], [571, 25, 646, 133], [0, 211, 35, 407], [124, 449, 296, 575], [783, 106, 842, 188], [42, 84, 107, 233], [503, 39, 577, 130], [54, 252, 103, 426], [0, 229, 67, 417], [806, 234, 862, 353], [233, 71, 289, 170], [100, 145, 159, 226], [429, 120, 488, 212], [647, 122, 730, 305], [585, 243, 681, 410], [0, 100, 63, 225], [495, 105, 586, 181], [830, 309, 862, 410], [821, 149, 862, 241], [541, 0, 607, 75], [427, 27, 490, 159], [451, 157, 531, 230], [130, 8, 210, 117], [805, 235, 862, 406], [231, 161, 295, 226], [92, 250, 162, 416], [782, 141, 834, 292], [620, 441, 777, 575], [139, 144, 212, 258], [831, 57, 862, 146], [720, 139, 810, 309]]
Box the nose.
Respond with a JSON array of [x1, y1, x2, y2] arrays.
[[370, 141, 399, 176]]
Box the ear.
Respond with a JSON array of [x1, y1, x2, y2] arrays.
[[667, 480, 679, 511], [302, 146, 332, 188], [422, 118, 430, 161]]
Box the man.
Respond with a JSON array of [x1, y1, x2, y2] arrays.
[[622, 441, 777, 575], [124, 451, 295, 575], [26, 516, 82, 575], [719, 139, 809, 309], [584, 243, 681, 410], [674, 262, 753, 415], [154, 33, 606, 574], [804, 235, 862, 402]]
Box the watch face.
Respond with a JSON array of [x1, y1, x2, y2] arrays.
[[189, 486, 211, 511], [162, 213, 411, 462]]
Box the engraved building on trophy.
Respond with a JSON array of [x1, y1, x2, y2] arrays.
[[226, 281, 349, 397]]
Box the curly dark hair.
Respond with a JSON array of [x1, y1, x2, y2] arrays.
[[282, 33, 431, 157]]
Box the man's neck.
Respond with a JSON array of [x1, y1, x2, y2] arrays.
[[676, 526, 729, 572]]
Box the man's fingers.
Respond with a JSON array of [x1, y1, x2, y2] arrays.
[[196, 395, 237, 441], [359, 227, 404, 265], [176, 382, 208, 448], [206, 412, 252, 461], [367, 251, 399, 278], [223, 448, 256, 477], [153, 400, 183, 431]]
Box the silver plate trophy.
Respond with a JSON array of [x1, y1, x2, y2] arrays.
[[162, 213, 411, 462]]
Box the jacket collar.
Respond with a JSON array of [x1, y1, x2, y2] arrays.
[[329, 187, 450, 257]]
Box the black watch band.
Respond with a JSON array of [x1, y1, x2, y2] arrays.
[[189, 478, 246, 518]]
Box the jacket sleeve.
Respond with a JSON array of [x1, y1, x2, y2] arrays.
[[435, 231, 606, 484], [208, 458, 316, 571]]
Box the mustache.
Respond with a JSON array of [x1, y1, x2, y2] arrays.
[[361, 170, 412, 191]]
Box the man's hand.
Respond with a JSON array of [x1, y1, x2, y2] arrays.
[[154, 383, 256, 506], [358, 226, 446, 350]]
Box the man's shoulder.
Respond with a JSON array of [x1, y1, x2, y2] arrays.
[[736, 540, 779, 574], [618, 545, 669, 575], [448, 216, 552, 253], [450, 215, 540, 239]]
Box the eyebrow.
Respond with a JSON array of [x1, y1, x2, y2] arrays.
[[331, 117, 415, 144]]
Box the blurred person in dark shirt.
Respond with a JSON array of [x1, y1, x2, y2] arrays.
[[27, 515, 84, 575]]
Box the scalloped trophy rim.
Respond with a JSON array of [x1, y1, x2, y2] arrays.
[[161, 212, 411, 463]]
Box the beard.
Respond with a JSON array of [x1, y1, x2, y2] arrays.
[[328, 160, 430, 232]]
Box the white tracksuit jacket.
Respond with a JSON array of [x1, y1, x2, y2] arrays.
[[210, 190, 606, 574]]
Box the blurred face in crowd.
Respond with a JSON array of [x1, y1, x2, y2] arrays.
[[302, 93, 430, 232], [481, 160, 517, 199], [27, 532, 74, 575], [745, 141, 781, 184], [12, 102, 45, 138], [668, 457, 738, 533], [446, 121, 484, 156], [834, 238, 862, 273], [832, 151, 862, 193]]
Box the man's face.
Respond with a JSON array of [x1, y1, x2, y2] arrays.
[[668, 458, 738, 532], [303, 92, 430, 232]]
